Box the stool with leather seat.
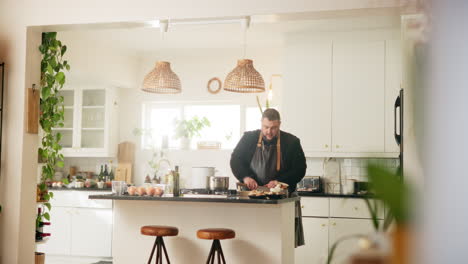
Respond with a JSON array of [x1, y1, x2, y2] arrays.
[[197, 228, 235, 264], [141, 225, 178, 264]]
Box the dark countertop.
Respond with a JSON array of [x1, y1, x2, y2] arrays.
[[89, 194, 300, 204], [298, 191, 374, 199], [49, 187, 112, 192]]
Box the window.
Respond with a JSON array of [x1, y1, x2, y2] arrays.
[[245, 107, 262, 132], [142, 104, 181, 149], [184, 105, 240, 149], [142, 103, 277, 150], [142, 103, 240, 150]]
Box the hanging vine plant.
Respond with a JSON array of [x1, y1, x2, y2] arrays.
[[37, 32, 70, 227]]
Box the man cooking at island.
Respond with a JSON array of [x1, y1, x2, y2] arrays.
[[230, 108, 306, 247]]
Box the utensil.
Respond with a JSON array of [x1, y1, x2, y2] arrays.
[[207, 176, 229, 192]]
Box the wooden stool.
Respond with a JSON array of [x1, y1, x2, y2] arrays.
[[197, 228, 235, 264], [141, 225, 178, 264]]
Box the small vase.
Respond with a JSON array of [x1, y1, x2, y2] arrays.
[[180, 137, 191, 150]]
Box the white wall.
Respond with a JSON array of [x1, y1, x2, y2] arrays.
[[58, 31, 140, 88], [0, 1, 404, 263]]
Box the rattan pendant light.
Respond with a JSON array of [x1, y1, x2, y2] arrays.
[[142, 20, 182, 94], [224, 17, 265, 93]]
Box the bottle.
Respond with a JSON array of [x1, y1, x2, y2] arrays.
[[35, 231, 51, 241], [98, 165, 104, 181], [36, 208, 51, 241], [172, 166, 180, 197], [104, 164, 109, 182], [109, 161, 114, 181]]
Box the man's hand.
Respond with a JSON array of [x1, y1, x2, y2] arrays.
[[243, 177, 258, 190], [265, 180, 279, 188]]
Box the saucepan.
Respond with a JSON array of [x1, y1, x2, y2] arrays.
[[207, 176, 229, 192]]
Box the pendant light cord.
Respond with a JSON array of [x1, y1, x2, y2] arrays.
[[243, 29, 247, 58]]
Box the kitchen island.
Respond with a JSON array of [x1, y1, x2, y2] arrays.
[[89, 194, 299, 264]]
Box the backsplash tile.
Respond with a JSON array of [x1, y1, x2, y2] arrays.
[[305, 157, 400, 182]]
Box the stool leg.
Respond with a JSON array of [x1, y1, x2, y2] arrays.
[[155, 237, 161, 264], [148, 237, 158, 264], [206, 240, 216, 264], [216, 240, 221, 264], [160, 237, 171, 264], [217, 240, 226, 264], [159, 237, 163, 264]]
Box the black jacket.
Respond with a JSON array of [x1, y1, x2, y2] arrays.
[[230, 130, 307, 192]]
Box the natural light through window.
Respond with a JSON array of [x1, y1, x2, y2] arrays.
[[184, 105, 240, 149], [143, 105, 181, 149]]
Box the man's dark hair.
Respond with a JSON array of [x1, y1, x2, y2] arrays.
[[262, 108, 281, 121]]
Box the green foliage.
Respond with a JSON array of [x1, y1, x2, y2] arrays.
[[174, 116, 210, 140], [256, 95, 270, 114], [37, 32, 70, 228], [367, 164, 409, 225]]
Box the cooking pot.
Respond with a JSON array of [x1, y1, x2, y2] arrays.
[[192, 167, 216, 188], [207, 176, 229, 192]]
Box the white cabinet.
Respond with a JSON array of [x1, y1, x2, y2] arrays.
[[384, 39, 402, 153], [55, 86, 118, 157], [282, 38, 332, 153], [38, 207, 72, 255], [296, 197, 384, 264], [71, 208, 112, 256], [296, 217, 329, 264], [37, 191, 113, 258], [282, 30, 401, 158], [332, 41, 385, 153], [328, 218, 383, 264]]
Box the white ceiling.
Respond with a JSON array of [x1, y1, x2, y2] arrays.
[[58, 12, 400, 54]]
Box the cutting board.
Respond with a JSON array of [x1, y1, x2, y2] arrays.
[[117, 141, 135, 163], [26, 88, 39, 134], [115, 163, 133, 184]]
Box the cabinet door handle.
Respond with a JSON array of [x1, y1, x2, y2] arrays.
[[354, 206, 359, 211], [321, 223, 326, 227], [325, 144, 329, 148], [332, 222, 336, 226], [336, 145, 340, 148], [301, 205, 304, 209]]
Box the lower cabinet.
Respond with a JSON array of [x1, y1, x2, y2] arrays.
[[296, 197, 384, 264], [328, 218, 382, 264], [71, 208, 113, 256], [37, 191, 112, 257], [296, 217, 329, 264]]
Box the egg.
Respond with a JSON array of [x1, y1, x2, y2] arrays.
[[146, 186, 155, 196], [136, 186, 146, 196], [154, 187, 164, 197], [127, 186, 137, 195]]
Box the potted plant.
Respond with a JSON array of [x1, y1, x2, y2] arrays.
[[173, 116, 210, 149]]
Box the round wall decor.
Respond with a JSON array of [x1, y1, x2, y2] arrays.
[[207, 77, 222, 94]]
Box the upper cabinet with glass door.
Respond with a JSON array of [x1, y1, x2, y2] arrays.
[[56, 86, 118, 157]]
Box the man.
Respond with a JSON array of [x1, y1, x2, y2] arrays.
[[230, 108, 306, 247], [230, 108, 307, 193]]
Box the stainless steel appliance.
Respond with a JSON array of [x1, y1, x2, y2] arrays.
[[297, 176, 323, 193], [207, 176, 229, 192]]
